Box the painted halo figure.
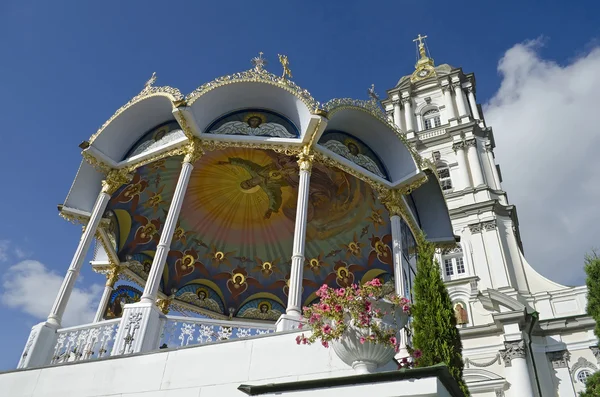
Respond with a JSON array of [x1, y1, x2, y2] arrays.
[[240, 301, 281, 321], [323, 139, 387, 179], [454, 302, 469, 325], [212, 113, 295, 138]]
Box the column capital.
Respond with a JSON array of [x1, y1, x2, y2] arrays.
[[466, 86, 475, 94], [547, 350, 570, 369], [392, 98, 401, 106], [401, 96, 412, 105], [297, 146, 314, 171], [101, 169, 133, 195], [183, 138, 204, 164], [590, 346, 600, 363], [156, 298, 172, 314], [451, 81, 462, 90], [441, 84, 452, 93], [500, 340, 526, 367], [452, 141, 466, 151], [465, 138, 477, 148]]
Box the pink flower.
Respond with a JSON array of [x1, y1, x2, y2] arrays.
[[295, 335, 302, 345], [389, 336, 397, 345], [321, 304, 331, 312], [322, 324, 332, 334], [394, 344, 400, 353], [365, 301, 372, 311], [336, 288, 346, 297], [402, 304, 410, 313], [352, 284, 359, 290], [334, 304, 343, 312], [302, 338, 308, 345], [413, 349, 423, 359], [368, 278, 382, 287], [321, 340, 329, 348], [370, 334, 376, 340], [298, 322, 304, 329], [359, 337, 366, 344]]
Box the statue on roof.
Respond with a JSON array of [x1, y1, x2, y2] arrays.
[[278, 54, 292, 79]]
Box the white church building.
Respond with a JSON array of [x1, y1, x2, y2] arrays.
[[0, 37, 596, 397]]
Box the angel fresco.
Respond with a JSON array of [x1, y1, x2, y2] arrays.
[[177, 287, 223, 314], [323, 139, 386, 179], [239, 301, 282, 321], [212, 113, 295, 138]]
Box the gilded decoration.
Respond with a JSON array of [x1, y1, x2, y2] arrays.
[[206, 109, 299, 139], [89, 72, 183, 145], [187, 53, 319, 112], [106, 149, 398, 320], [102, 169, 134, 195], [278, 54, 292, 79]]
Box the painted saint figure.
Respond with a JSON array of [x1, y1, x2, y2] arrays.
[[454, 302, 469, 325], [211, 113, 295, 138], [322, 139, 386, 179]]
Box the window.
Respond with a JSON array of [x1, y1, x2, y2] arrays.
[[444, 259, 454, 276], [441, 248, 467, 280], [577, 370, 593, 383], [436, 163, 453, 192], [423, 108, 441, 130]]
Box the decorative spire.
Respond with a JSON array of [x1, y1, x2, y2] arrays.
[[410, 34, 436, 82], [413, 34, 428, 60], [368, 84, 379, 101], [251, 52, 267, 72], [144, 72, 157, 89]]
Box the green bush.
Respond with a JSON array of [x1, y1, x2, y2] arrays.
[[582, 251, 600, 396]]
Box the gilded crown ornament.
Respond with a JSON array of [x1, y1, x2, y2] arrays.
[[251, 52, 267, 73]]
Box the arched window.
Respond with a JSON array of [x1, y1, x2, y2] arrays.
[[577, 369, 593, 383], [441, 246, 467, 280], [423, 108, 441, 130]]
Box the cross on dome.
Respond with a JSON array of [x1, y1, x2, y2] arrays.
[[251, 52, 267, 72]]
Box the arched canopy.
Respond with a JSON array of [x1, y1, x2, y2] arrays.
[[89, 93, 179, 162], [318, 103, 420, 184], [187, 80, 314, 142]]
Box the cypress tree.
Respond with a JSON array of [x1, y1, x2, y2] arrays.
[[581, 251, 600, 397], [411, 236, 469, 396]]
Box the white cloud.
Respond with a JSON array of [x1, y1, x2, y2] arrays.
[[1, 260, 103, 326], [484, 39, 600, 286], [0, 240, 9, 262], [14, 247, 29, 259]]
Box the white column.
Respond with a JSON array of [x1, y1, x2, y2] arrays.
[[442, 86, 457, 122], [402, 97, 414, 132], [48, 171, 129, 327], [452, 141, 471, 190], [390, 212, 410, 359], [141, 155, 198, 303], [93, 267, 119, 323], [466, 139, 485, 187], [452, 82, 468, 118], [500, 340, 535, 397], [547, 350, 577, 397], [393, 100, 402, 130], [277, 150, 312, 331], [466, 87, 481, 121], [485, 145, 502, 190], [112, 144, 202, 356]]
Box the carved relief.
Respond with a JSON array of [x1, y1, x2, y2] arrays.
[[591, 346, 600, 364], [500, 340, 526, 367], [547, 350, 569, 369], [468, 223, 483, 234]]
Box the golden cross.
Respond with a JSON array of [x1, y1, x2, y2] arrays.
[[413, 34, 428, 46]]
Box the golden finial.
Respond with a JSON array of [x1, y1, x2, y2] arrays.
[[145, 72, 157, 89], [278, 54, 292, 79], [251, 52, 267, 72], [413, 34, 428, 59]]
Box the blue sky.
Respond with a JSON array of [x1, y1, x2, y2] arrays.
[[0, 0, 599, 371]]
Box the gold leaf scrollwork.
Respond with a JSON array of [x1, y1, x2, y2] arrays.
[[297, 145, 314, 172], [156, 298, 171, 315], [106, 264, 121, 287], [183, 138, 204, 164], [82, 152, 112, 174], [377, 187, 422, 244], [101, 169, 134, 195]]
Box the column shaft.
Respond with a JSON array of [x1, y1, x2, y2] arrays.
[[141, 160, 194, 303], [403, 97, 414, 132], [466, 139, 485, 187], [93, 284, 114, 323], [443, 87, 457, 121], [286, 168, 311, 315], [47, 191, 111, 327], [453, 142, 471, 190], [393, 100, 402, 130], [390, 215, 404, 296], [486, 147, 502, 189], [467, 88, 481, 120], [453, 83, 468, 118]]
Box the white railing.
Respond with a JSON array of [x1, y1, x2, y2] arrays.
[[158, 315, 275, 349], [51, 319, 120, 364], [418, 126, 447, 140]]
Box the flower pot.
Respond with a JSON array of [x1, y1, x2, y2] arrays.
[[331, 300, 409, 374]]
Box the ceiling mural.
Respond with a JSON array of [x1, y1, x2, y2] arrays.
[[123, 121, 185, 161], [206, 109, 299, 138], [107, 147, 394, 320], [318, 130, 389, 180]]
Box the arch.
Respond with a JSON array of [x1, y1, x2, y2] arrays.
[[187, 79, 314, 142], [205, 108, 300, 139], [318, 102, 421, 184], [123, 120, 187, 161], [88, 92, 181, 162]]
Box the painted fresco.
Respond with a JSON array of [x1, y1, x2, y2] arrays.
[[123, 121, 185, 160], [206, 109, 299, 138], [103, 285, 142, 319], [107, 147, 394, 320], [318, 130, 389, 180]]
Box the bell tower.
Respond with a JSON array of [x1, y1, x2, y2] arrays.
[[381, 35, 530, 298]]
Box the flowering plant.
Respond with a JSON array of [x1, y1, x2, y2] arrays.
[[296, 278, 411, 352]]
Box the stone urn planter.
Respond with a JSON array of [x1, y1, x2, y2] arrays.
[[331, 300, 409, 374], [296, 280, 411, 375]]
